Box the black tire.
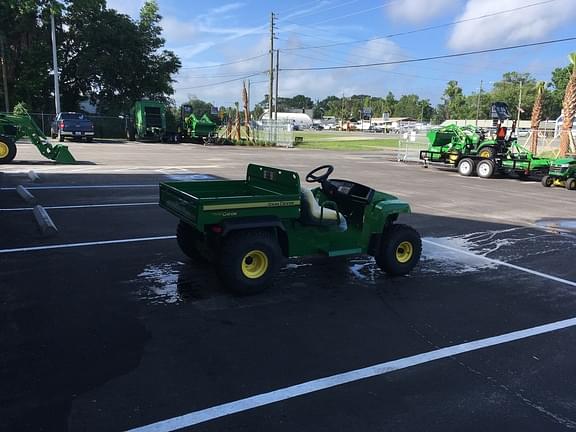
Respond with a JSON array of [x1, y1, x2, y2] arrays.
[[85, 136, 93, 143], [477, 146, 495, 158], [566, 178, 576, 190], [177, 221, 206, 261], [218, 230, 281, 295], [375, 224, 422, 276], [541, 175, 553, 187], [126, 127, 136, 141], [58, 130, 64, 142], [458, 158, 475, 176], [476, 159, 495, 179], [0, 137, 17, 164]]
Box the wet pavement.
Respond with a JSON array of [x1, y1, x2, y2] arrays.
[[1, 152, 576, 432]]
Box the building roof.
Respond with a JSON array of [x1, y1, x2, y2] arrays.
[[260, 111, 313, 123]]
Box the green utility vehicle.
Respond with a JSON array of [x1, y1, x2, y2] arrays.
[[160, 164, 421, 295], [542, 157, 576, 190], [0, 111, 76, 164], [126, 100, 167, 142]]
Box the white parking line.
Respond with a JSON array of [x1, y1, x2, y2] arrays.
[[127, 316, 576, 432], [423, 239, 576, 288], [0, 235, 176, 254], [0, 184, 157, 191], [0, 202, 157, 212]]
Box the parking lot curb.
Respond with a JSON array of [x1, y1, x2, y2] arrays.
[[27, 170, 41, 182], [16, 185, 37, 205], [33, 205, 58, 236]]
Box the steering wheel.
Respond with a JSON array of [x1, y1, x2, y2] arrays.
[[306, 165, 334, 183]]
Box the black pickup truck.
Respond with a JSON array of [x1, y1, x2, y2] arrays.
[[51, 112, 94, 142]]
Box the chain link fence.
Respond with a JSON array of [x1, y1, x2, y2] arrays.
[[254, 119, 295, 147], [396, 132, 429, 163]]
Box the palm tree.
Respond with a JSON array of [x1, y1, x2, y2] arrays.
[[529, 81, 545, 154], [559, 53, 576, 156]]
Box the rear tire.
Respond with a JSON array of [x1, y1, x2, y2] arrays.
[[541, 175, 553, 187], [218, 230, 281, 295], [0, 137, 17, 164], [375, 224, 421, 276], [86, 136, 93, 143], [566, 178, 576, 190], [476, 159, 495, 179], [478, 146, 495, 158], [58, 130, 64, 142], [177, 221, 206, 261], [458, 158, 475, 176]]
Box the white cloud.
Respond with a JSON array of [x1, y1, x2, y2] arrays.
[[387, 0, 459, 23], [448, 0, 576, 51], [356, 38, 406, 69], [105, 0, 144, 17]]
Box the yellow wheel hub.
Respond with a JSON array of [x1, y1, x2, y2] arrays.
[[0, 141, 9, 159], [479, 150, 491, 158], [395, 241, 414, 263], [241, 250, 269, 279]]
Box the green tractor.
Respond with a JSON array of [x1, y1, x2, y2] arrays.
[[160, 164, 421, 295], [178, 105, 218, 142], [542, 157, 576, 190], [420, 103, 551, 179], [0, 111, 76, 164], [126, 100, 167, 142]]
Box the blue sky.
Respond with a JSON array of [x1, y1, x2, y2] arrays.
[[107, 0, 576, 107]]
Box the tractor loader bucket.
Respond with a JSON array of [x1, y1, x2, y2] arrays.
[[50, 144, 77, 164]]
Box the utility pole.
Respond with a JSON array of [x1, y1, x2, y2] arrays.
[[50, 12, 61, 115], [274, 49, 279, 120], [475, 79, 483, 127], [268, 12, 275, 120], [341, 92, 345, 129], [516, 80, 523, 132], [0, 35, 9, 112]]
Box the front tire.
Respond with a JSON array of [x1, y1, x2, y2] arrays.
[[541, 175, 553, 187], [476, 159, 495, 178], [375, 224, 422, 276], [218, 230, 281, 295], [0, 137, 17, 164], [478, 146, 495, 158], [458, 158, 475, 176], [566, 178, 576, 190]]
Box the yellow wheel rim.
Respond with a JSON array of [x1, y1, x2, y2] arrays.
[[395, 241, 413, 264], [479, 150, 491, 158], [241, 250, 269, 279], [0, 141, 9, 159]]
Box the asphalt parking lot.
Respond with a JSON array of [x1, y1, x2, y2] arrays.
[[1, 142, 576, 431]]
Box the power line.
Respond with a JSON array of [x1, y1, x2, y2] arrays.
[[281, 0, 557, 52], [280, 36, 576, 71], [180, 71, 266, 79], [175, 72, 267, 90], [180, 53, 267, 70]]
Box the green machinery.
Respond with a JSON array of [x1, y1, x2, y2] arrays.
[[126, 100, 167, 142], [160, 164, 421, 295], [542, 157, 576, 190], [420, 103, 550, 179], [0, 112, 76, 164], [179, 105, 217, 142]]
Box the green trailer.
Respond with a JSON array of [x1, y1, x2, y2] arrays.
[[542, 157, 576, 190], [0, 111, 76, 164], [160, 164, 421, 295], [126, 100, 167, 142]]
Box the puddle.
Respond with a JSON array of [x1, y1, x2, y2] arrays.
[[536, 219, 576, 233], [164, 173, 221, 181], [135, 263, 184, 304], [421, 236, 498, 274]]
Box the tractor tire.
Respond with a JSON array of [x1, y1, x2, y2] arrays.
[[0, 137, 17, 164], [375, 224, 422, 276], [177, 221, 206, 262], [218, 230, 281, 296], [566, 178, 576, 191], [458, 158, 475, 176], [476, 159, 495, 179], [58, 130, 64, 142], [541, 175, 553, 187], [478, 146, 495, 159]]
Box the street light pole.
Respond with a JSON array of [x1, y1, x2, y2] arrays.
[[475, 79, 483, 127], [50, 12, 61, 115]]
